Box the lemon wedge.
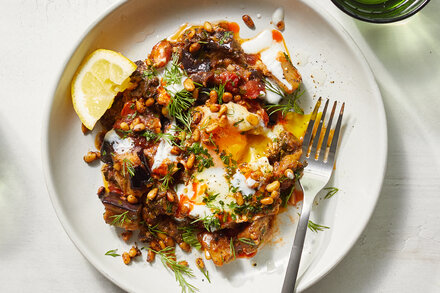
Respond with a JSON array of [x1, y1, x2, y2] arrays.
[[71, 49, 137, 130]]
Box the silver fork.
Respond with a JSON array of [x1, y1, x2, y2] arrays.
[[281, 98, 345, 293]]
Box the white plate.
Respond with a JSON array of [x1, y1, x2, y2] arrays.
[[42, 0, 387, 292]]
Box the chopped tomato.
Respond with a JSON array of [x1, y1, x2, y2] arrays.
[[240, 80, 265, 99], [218, 71, 240, 92], [121, 101, 136, 117]]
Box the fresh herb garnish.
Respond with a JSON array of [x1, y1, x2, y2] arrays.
[[219, 31, 233, 45], [105, 249, 120, 257], [282, 186, 295, 208], [122, 158, 135, 177], [200, 268, 210, 283], [323, 187, 339, 199], [151, 247, 198, 293], [160, 164, 177, 191], [215, 83, 225, 104], [230, 238, 236, 260], [167, 89, 195, 119], [264, 79, 305, 116], [174, 110, 193, 134], [308, 220, 330, 233], [192, 215, 221, 232], [147, 224, 166, 237], [163, 52, 185, 85], [110, 211, 130, 226], [142, 66, 157, 79], [178, 226, 202, 249], [187, 142, 214, 172], [233, 119, 244, 127], [142, 130, 158, 141], [238, 238, 257, 246]]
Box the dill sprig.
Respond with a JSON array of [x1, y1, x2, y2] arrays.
[[122, 158, 135, 177], [147, 224, 166, 237], [174, 110, 193, 134], [264, 79, 304, 116], [230, 238, 236, 260], [160, 164, 177, 191], [200, 268, 210, 283], [192, 215, 220, 232], [215, 83, 225, 104], [110, 211, 130, 226], [163, 52, 185, 85], [308, 220, 330, 233], [152, 247, 198, 293], [167, 89, 195, 119], [323, 187, 339, 199], [178, 226, 202, 249], [238, 238, 257, 246], [105, 249, 120, 257]]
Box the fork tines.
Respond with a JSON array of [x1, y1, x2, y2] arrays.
[[302, 98, 345, 163]]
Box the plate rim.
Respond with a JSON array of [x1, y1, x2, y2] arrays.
[[41, 0, 388, 292]]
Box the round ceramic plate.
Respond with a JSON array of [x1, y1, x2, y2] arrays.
[[42, 0, 387, 292]]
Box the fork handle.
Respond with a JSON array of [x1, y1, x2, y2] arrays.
[[281, 194, 313, 293]]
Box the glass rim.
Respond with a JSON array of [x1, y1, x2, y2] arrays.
[[331, 0, 431, 23]]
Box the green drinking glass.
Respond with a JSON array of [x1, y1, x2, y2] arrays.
[[331, 0, 431, 23]]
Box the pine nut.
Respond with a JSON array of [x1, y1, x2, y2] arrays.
[[204, 21, 213, 33], [189, 42, 201, 53], [170, 146, 181, 155], [196, 258, 205, 269], [159, 240, 166, 250], [165, 236, 175, 247], [270, 190, 280, 199], [235, 192, 244, 206], [179, 242, 191, 252], [83, 151, 98, 163], [193, 111, 202, 124], [222, 92, 233, 102], [136, 99, 146, 113], [166, 191, 175, 202], [161, 107, 168, 116], [179, 260, 189, 267], [284, 169, 294, 179], [210, 104, 220, 112], [209, 90, 218, 103], [145, 97, 155, 107], [234, 95, 242, 102], [218, 104, 228, 116], [122, 252, 131, 265], [183, 78, 195, 92], [205, 123, 219, 133], [192, 129, 200, 142], [187, 29, 196, 39], [133, 123, 146, 132], [127, 194, 138, 204], [192, 88, 199, 99], [120, 122, 129, 131], [219, 115, 228, 127], [246, 114, 259, 126], [147, 249, 156, 262], [147, 188, 159, 200], [129, 247, 139, 258], [260, 197, 274, 205], [187, 153, 195, 169], [266, 181, 280, 192]]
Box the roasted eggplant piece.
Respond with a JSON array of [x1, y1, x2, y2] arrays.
[[100, 191, 142, 231]]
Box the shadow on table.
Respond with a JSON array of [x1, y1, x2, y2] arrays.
[[304, 4, 440, 292]]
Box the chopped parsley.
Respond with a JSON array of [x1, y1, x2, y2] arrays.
[[187, 142, 214, 172]]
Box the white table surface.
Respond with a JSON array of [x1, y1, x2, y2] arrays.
[[1, 0, 439, 292]]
